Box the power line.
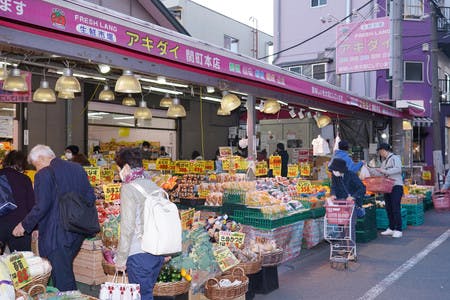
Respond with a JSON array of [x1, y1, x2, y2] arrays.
[[258, 0, 374, 60]]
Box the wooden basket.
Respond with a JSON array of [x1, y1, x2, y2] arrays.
[[204, 267, 249, 300], [261, 248, 283, 267], [153, 279, 190, 296], [102, 257, 116, 275]]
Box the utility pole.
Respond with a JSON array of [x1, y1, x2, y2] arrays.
[[390, 0, 404, 158], [431, 3, 444, 187]]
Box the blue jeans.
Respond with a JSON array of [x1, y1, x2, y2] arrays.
[[126, 253, 164, 300], [384, 185, 404, 231]]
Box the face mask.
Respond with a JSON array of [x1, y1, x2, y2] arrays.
[[332, 170, 342, 177], [143, 148, 149, 152], [65, 152, 73, 160]]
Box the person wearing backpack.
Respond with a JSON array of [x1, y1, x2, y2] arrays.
[[0, 150, 35, 252], [114, 147, 165, 300], [12, 144, 96, 291]]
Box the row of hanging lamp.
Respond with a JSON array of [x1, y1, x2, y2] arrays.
[[263, 98, 281, 114], [33, 80, 56, 102], [55, 68, 81, 93], [122, 94, 136, 106], [167, 97, 186, 118], [3, 67, 28, 92], [159, 93, 172, 108], [221, 91, 241, 112], [115, 70, 141, 93], [99, 85, 115, 101], [134, 97, 152, 120]]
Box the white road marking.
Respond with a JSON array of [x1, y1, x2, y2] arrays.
[[359, 229, 450, 300]]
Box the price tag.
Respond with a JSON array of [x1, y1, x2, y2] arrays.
[[299, 163, 311, 177], [219, 146, 232, 157], [175, 160, 191, 174], [180, 208, 195, 230], [88, 158, 97, 167], [156, 158, 171, 171], [169, 160, 176, 171], [192, 161, 206, 174], [422, 171, 431, 181], [213, 245, 240, 272], [269, 155, 282, 169], [222, 159, 230, 171], [255, 161, 268, 176], [297, 180, 312, 194], [100, 168, 114, 183], [205, 160, 215, 171], [103, 183, 121, 202], [237, 159, 248, 171], [84, 167, 101, 186], [198, 189, 210, 198], [287, 164, 299, 178], [142, 160, 151, 171], [6, 253, 30, 289], [272, 167, 281, 177], [218, 231, 245, 248]]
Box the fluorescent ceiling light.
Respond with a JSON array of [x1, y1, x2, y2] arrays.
[[142, 86, 183, 95], [88, 112, 110, 116], [139, 77, 188, 88], [277, 100, 288, 106], [88, 116, 103, 120], [1, 107, 16, 111], [230, 90, 248, 96], [308, 107, 327, 112], [117, 122, 134, 126], [53, 70, 107, 81], [201, 96, 222, 103], [92, 76, 107, 81], [113, 116, 135, 120]]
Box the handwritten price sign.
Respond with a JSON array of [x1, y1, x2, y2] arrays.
[[84, 167, 101, 186], [175, 160, 190, 174], [180, 208, 195, 230], [100, 168, 114, 183], [222, 159, 230, 171], [269, 155, 282, 169], [218, 231, 245, 248], [205, 160, 215, 171], [192, 161, 206, 174], [237, 159, 248, 171], [103, 183, 121, 202], [156, 158, 171, 171], [88, 158, 97, 167], [296, 180, 312, 194], [287, 164, 299, 178], [300, 163, 311, 177], [6, 253, 30, 289], [256, 161, 268, 176]]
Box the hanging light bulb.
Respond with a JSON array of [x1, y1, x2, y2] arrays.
[[159, 93, 172, 108], [55, 68, 81, 93], [263, 98, 281, 114], [99, 85, 115, 101], [33, 80, 56, 103], [316, 114, 332, 128], [58, 90, 75, 99], [0, 62, 8, 81], [167, 97, 186, 118], [115, 70, 141, 93], [217, 106, 230, 116], [98, 64, 111, 74], [2, 67, 28, 92], [122, 94, 136, 106], [221, 91, 241, 112], [134, 99, 152, 120]]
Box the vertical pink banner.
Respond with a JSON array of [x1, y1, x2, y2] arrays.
[[336, 17, 390, 74]]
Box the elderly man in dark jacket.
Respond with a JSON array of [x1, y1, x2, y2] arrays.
[[13, 144, 95, 291]]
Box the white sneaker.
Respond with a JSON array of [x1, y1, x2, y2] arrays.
[[381, 228, 394, 236], [392, 231, 403, 238]]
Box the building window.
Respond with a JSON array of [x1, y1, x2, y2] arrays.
[[404, 0, 424, 20], [404, 61, 423, 82], [288, 65, 312, 78], [289, 66, 302, 74], [224, 35, 239, 53], [311, 0, 327, 7], [312, 63, 326, 81]]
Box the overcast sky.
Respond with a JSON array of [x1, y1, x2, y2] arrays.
[[191, 0, 274, 35]]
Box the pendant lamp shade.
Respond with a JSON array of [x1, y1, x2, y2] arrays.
[[58, 90, 75, 99], [2, 68, 28, 92], [0, 63, 8, 81], [217, 106, 230, 116], [99, 85, 115, 101], [167, 98, 186, 118], [55, 68, 81, 93], [115, 70, 141, 93], [263, 98, 281, 114], [220, 91, 241, 112], [122, 94, 136, 106], [134, 100, 152, 120], [316, 115, 332, 128], [159, 93, 172, 108], [33, 80, 56, 103]]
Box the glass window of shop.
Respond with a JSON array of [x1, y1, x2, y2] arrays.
[[0, 103, 17, 161]]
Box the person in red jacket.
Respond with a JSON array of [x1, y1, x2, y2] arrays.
[[0, 150, 35, 253]]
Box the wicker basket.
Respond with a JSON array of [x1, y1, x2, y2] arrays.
[[363, 176, 395, 193], [153, 279, 190, 296], [261, 248, 283, 267], [204, 267, 249, 300], [224, 257, 262, 275], [102, 257, 116, 275], [14, 261, 51, 297]]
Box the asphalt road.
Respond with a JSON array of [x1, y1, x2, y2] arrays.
[[255, 209, 450, 300]]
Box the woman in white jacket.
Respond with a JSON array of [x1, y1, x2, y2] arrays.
[[369, 143, 404, 238]]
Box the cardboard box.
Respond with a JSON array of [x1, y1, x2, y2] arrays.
[[73, 248, 107, 285]]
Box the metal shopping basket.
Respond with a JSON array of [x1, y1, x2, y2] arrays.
[[324, 200, 356, 269]]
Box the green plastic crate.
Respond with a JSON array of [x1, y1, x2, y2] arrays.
[[376, 208, 407, 230], [310, 207, 326, 219], [401, 203, 424, 226], [356, 229, 378, 243], [356, 205, 376, 231], [233, 210, 310, 230]]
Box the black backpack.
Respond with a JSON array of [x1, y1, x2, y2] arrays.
[[0, 174, 16, 217]]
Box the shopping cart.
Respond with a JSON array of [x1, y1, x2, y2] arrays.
[[324, 200, 356, 269]]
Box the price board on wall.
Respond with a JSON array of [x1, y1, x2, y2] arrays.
[[6, 253, 30, 289], [84, 167, 101, 186], [175, 160, 190, 174], [156, 158, 171, 171], [287, 164, 299, 178], [255, 161, 268, 176], [103, 183, 121, 202]]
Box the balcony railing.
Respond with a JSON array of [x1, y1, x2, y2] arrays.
[[439, 79, 450, 104], [437, 6, 450, 32]]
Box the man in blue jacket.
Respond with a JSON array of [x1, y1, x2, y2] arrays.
[[331, 140, 363, 174], [13, 144, 95, 291]]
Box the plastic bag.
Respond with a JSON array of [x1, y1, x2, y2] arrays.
[[359, 165, 371, 180], [355, 206, 366, 218]]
